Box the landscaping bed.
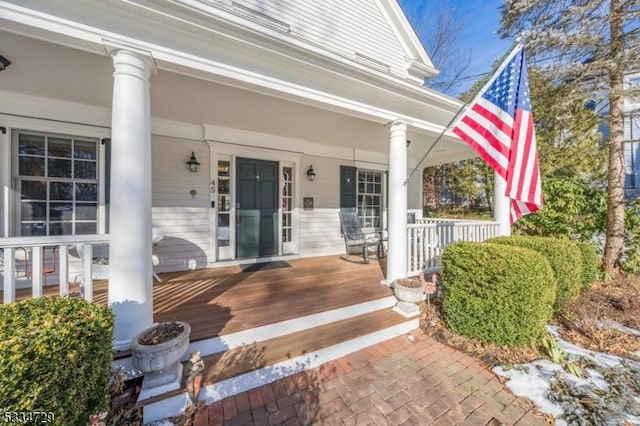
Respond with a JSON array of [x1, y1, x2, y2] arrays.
[[419, 274, 640, 424]]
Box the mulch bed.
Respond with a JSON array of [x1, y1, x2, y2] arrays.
[[419, 275, 640, 366], [557, 275, 640, 359]]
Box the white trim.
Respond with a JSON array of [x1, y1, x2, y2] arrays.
[[206, 139, 304, 163], [204, 124, 352, 161], [142, 319, 418, 423], [354, 161, 388, 172], [98, 139, 107, 235], [152, 118, 204, 141], [0, 94, 111, 137], [102, 38, 158, 74], [354, 149, 389, 165], [1, 128, 11, 237], [0, 92, 207, 142], [374, 0, 437, 78], [0, 2, 462, 133], [5, 126, 105, 238], [207, 142, 217, 262], [279, 161, 296, 255], [210, 152, 234, 261], [185, 296, 397, 357]]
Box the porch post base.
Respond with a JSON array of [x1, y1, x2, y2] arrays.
[[393, 301, 420, 318], [138, 363, 184, 402], [113, 338, 131, 352]]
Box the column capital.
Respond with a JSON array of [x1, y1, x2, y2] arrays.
[[389, 120, 409, 135], [103, 39, 157, 74]]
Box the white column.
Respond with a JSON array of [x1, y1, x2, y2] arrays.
[[494, 172, 511, 236], [386, 121, 408, 284], [108, 49, 155, 349], [1, 127, 10, 237]]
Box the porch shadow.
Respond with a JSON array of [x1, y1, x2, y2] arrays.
[[154, 236, 208, 273], [198, 343, 330, 425]]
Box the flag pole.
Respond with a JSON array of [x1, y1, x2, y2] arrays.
[[404, 41, 523, 185]]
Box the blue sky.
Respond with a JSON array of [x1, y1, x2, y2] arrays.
[[398, 0, 511, 95]]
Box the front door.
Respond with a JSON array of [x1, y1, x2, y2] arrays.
[[236, 158, 278, 258]]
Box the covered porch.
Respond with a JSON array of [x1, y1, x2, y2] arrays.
[[0, 7, 499, 351], [4, 254, 394, 337]]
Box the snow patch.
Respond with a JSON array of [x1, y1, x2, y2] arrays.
[[493, 325, 640, 424]]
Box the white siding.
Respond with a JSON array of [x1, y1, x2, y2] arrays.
[[233, 0, 408, 75], [298, 155, 344, 255], [152, 135, 211, 272], [299, 208, 344, 256]]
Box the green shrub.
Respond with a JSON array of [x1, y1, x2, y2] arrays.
[[441, 242, 555, 347], [488, 235, 582, 311], [574, 241, 600, 287], [0, 297, 114, 425]]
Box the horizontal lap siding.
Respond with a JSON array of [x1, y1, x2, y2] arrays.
[[152, 136, 211, 272], [233, 0, 406, 74], [299, 209, 344, 256], [299, 156, 351, 256]]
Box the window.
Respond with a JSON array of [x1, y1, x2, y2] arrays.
[[357, 170, 382, 230], [217, 160, 231, 247], [282, 167, 293, 243], [15, 131, 98, 236]]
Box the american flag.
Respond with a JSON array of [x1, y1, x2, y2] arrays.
[[452, 45, 542, 223]]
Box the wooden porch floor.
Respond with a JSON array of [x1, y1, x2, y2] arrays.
[[9, 255, 392, 343]]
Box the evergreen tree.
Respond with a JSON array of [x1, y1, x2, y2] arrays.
[[500, 0, 640, 274], [528, 69, 605, 181]]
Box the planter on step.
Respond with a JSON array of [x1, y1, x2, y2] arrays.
[[393, 278, 424, 317], [130, 321, 191, 400]]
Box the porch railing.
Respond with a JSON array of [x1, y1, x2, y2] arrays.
[[407, 220, 500, 276], [0, 234, 110, 303]]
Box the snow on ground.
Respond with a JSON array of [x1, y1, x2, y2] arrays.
[[493, 326, 640, 425]]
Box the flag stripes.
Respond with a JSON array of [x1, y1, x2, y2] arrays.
[[451, 44, 542, 224]]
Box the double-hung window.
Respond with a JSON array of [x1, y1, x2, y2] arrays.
[[15, 131, 99, 236], [357, 170, 382, 231]]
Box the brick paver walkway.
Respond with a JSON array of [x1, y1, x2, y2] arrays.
[[195, 329, 547, 425]]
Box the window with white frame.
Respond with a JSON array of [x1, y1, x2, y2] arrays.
[[15, 131, 99, 236], [357, 170, 382, 230]]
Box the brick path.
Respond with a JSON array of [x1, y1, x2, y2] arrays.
[[194, 329, 547, 425]]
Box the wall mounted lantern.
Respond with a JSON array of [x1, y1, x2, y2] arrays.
[[187, 152, 200, 173], [0, 55, 10, 72], [306, 165, 316, 182]]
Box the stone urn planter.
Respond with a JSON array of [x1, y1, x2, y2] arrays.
[[130, 321, 191, 400], [393, 278, 425, 317]]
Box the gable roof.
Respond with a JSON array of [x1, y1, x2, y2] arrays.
[[199, 0, 438, 83], [375, 0, 438, 79]]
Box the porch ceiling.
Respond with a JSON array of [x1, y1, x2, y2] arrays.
[[0, 30, 476, 166]]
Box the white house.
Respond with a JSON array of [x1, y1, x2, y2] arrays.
[[0, 1, 495, 350]]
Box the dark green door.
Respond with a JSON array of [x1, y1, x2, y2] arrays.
[[236, 158, 278, 258]]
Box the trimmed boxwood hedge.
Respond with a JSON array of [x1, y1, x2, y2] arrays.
[[441, 242, 555, 347], [0, 297, 114, 425], [575, 241, 600, 288], [488, 235, 582, 311]]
